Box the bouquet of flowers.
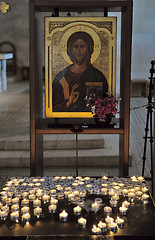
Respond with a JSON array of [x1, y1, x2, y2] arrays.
[[85, 94, 119, 121]]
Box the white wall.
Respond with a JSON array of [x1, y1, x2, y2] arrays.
[[132, 0, 155, 80]]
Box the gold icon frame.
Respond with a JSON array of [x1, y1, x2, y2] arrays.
[[45, 17, 117, 118]]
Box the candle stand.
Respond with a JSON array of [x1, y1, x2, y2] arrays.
[[0, 176, 155, 239]]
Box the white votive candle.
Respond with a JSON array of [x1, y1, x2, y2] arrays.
[[104, 206, 112, 215], [11, 204, 19, 212], [128, 192, 135, 201], [49, 204, 57, 213], [122, 189, 129, 197], [98, 221, 107, 232], [137, 176, 144, 182], [0, 210, 8, 220], [91, 225, 101, 235], [136, 191, 143, 198], [101, 188, 107, 195], [78, 217, 87, 227], [110, 199, 117, 208], [12, 197, 19, 204], [108, 189, 115, 197], [115, 216, 124, 228], [4, 197, 12, 205], [73, 206, 82, 215], [122, 201, 130, 208], [22, 192, 29, 199], [92, 202, 99, 212], [119, 204, 128, 215], [59, 210, 68, 222], [142, 194, 149, 203], [21, 206, 29, 214], [34, 207, 42, 217], [1, 205, 9, 213], [42, 194, 50, 203], [108, 222, 117, 232], [21, 199, 29, 206], [102, 176, 108, 180], [29, 194, 36, 201], [50, 198, 58, 205], [142, 186, 149, 193], [22, 213, 30, 222], [105, 215, 114, 224], [10, 211, 19, 221], [33, 199, 41, 208]]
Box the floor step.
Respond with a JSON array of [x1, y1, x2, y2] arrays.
[[0, 149, 122, 168], [0, 134, 105, 150], [0, 135, 132, 168]]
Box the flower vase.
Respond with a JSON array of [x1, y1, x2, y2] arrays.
[[93, 115, 113, 128]]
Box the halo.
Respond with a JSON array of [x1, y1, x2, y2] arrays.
[[60, 23, 101, 64]]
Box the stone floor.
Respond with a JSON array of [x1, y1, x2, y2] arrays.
[[0, 80, 153, 190]]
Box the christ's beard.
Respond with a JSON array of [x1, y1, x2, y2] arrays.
[[74, 57, 86, 65]]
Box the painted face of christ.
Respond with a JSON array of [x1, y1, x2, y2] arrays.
[[71, 38, 88, 65]]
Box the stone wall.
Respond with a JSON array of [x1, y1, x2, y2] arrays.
[[0, 0, 155, 83]]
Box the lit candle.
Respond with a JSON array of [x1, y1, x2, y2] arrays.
[[1, 205, 9, 213], [101, 188, 107, 195], [110, 199, 118, 208], [22, 192, 29, 199], [4, 197, 12, 205], [36, 192, 43, 199], [12, 197, 19, 204], [137, 176, 144, 182], [21, 199, 29, 206], [11, 204, 19, 212], [78, 217, 87, 227], [49, 204, 57, 213], [98, 221, 107, 232], [136, 191, 143, 198], [105, 215, 114, 224], [134, 186, 140, 192], [59, 210, 68, 222], [22, 213, 31, 222], [29, 189, 36, 195], [28, 194, 36, 201], [142, 194, 149, 203], [142, 186, 148, 193], [68, 193, 75, 200], [79, 190, 87, 198], [131, 176, 137, 182], [115, 216, 124, 228], [50, 198, 58, 205], [21, 206, 29, 214], [102, 176, 108, 180], [10, 211, 19, 221], [104, 206, 112, 215], [0, 210, 8, 220], [128, 192, 135, 202], [111, 195, 119, 201], [42, 194, 50, 203], [122, 189, 129, 197], [73, 206, 82, 215], [108, 222, 117, 232], [92, 202, 100, 212], [33, 199, 41, 208], [122, 201, 130, 208], [119, 204, 128, 215], [34, 207, 42, 217], [109, 189, 115, 197], [91, 225, 101, 235], [84, 177, 91, 183]]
